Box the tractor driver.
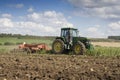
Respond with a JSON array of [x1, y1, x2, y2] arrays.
[[66, 30, 72, 48]]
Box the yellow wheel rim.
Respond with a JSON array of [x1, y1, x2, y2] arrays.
[[74, 44, 81, 54], [54, 42, 62, 53]]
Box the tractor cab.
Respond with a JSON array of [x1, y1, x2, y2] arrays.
[[61, 28, 78, 44], [61, 28, 78, 37]]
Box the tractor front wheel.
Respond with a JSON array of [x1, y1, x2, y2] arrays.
[[52, 39, 64, 54], [73, 41, 86, 55]]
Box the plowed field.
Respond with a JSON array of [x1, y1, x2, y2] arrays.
[[0, 53, 120, 80]]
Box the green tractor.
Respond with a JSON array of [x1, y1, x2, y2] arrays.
[[52, 28, 93, 54]]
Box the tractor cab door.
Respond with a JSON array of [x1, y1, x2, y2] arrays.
[[71, 30, 79, 43], [61, 29, 72, 43]]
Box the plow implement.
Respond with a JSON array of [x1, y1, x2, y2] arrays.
[[11, 43, 51, 53]]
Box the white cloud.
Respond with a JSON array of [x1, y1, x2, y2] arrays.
[[1, 11, 119, 38], [1, 13, 12, 18], [27, 12, 40, 21], [27, 7, 34, 12], [85, 25, 106, 38], [27, 11, 73, 27], [68, 16, 72, 19], [67, 0, 120, 19], [84, 22, 120, 38], [44, 27, 55, 32], [87, 27, 98, 32], [109, 21, 120, 30], [87, 25, 100, 32], [68, 0, 119, 8], [44, 11, 57, 17], [0, 11, 73, 36], [0, 18, 14, 28], [66, 0, 120, 37]]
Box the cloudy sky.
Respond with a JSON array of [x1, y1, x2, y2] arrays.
[[0, 0, 120, 38]]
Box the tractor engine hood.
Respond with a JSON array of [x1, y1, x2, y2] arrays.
[[73, 37, 88, 43]]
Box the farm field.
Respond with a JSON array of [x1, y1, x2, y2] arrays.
[[0, 53, 120, 80], [0, 37, 120, 80], [0, 39, 120, 56], [92, 42, 120, 47], [1, 0, 120, 79]]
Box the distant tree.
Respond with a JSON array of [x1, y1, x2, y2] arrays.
[[108, 36, 120, 40]]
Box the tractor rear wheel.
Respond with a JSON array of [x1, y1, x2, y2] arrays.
[[73, 41, 86, 55], [52, 39, 64, 54]]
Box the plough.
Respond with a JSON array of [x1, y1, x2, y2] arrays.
[[11, 42, 51, 53]]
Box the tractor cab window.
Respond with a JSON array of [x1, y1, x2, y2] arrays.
[[61, 30, 65, 37], [72, 30, 78, 37], [61, 29, 78, 37], [61, 29, 70, 37]]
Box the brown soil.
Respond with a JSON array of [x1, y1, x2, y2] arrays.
[[0, 53, 120, 80]]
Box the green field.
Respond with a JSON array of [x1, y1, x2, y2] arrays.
[[0, 37, 120, 56], [0, 37, 53, 53], [0, 37, 53, 45], [86, 47, 120, 56]]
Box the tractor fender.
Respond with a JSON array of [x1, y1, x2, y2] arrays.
[[56, 37, 65, 43]]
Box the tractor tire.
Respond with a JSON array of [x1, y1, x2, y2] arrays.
[[73, 41, 86, 55], [52, 39, 64, 54]]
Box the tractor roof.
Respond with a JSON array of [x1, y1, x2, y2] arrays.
[[61, 27, 77, 30]]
